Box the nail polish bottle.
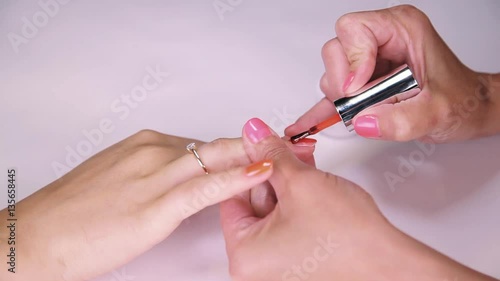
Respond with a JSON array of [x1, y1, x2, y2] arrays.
[[334, 64, 420, 131]]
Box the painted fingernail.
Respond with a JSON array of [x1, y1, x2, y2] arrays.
[[246, 160, 273, 177], [244, 118, 273, 144], [354, 115, 381, 138], [343, 71, 355, 92], [294, 138, 317, 147]]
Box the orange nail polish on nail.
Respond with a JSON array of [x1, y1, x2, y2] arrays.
[[246, 160, 273, 177], [294, 138, 317, 147]]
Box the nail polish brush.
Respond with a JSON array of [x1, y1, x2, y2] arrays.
[[290, 64, 420, 143]]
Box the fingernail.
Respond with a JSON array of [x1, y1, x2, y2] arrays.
[[343, 71, 355, 92], [246, 160, 273, 177], [244, 118, 273, 144], [294, 138, 317, 147], [354, 115, 381, 138]]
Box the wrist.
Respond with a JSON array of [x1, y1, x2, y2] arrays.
[[377, 226, 497, 281], [475, 72, 500, 138], [0, 208, 58, 281]]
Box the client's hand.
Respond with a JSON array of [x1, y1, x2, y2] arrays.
[[0, 129, 314, 281]]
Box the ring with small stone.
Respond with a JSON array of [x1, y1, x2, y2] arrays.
[[186, 142, 208, 174]]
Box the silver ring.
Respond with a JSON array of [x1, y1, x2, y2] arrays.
[[186, 142, 209, 174]]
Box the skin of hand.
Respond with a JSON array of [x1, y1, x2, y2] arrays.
[[0, 129, 315, 281], [221, 118, 498, 281], [285, 5, 500, 143]]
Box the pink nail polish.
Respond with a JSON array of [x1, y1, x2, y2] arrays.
[[244, 118, 273, 144], [354, 115, 381, 138], [343, 72, 355, 92]]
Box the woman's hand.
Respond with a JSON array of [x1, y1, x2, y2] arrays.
[[222, 118, 497, 281], [285, 5, 500, 143], [0, 129, 315, 281]]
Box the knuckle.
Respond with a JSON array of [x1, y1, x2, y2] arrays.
[[391, 5, 431, 27], [132, 129, 162, 144], [207, 138, 245, 169], [392, 124, 412, 142], [319, 73, 329, 93], [319, 72, 328, 86], [391, 119, 417, 142], [347, 50, 365, 65], [208, 137, 233, 153], [391, 4, 420, 17], [321, 38, 339, 58], [335, 12, 357, 32]]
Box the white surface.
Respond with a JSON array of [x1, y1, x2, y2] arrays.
[[1, 0, 500, 280]]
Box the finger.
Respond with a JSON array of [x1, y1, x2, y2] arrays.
[[284, 98, 337, 136], [335, 10, 404, 94], [301, 153, 316, 167], [286, 138, 317, 167], [159, 135, 315, 187], [321, 38, 351, 98], [249, 137, 314, 217], [158, 138, 250, 187], [353, 90, 436, 141], [243, 118, 307, 197], [284, 38, 350, 137], [319, 73, 330, 96], [250, 182, 277, 218], [153, 160, 274, 223]]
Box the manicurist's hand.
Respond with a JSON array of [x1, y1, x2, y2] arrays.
[[285, 5, 500, 143], [0, 129, 315, 281], [221, 118, 498, 281]]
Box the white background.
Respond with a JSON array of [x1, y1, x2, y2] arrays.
[[1, 0, 500, 280]]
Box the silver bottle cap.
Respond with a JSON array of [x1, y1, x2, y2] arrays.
[[334, 64, 420, 131]]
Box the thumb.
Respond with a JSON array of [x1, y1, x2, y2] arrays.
[[353, 90, 435, 141], [242, 118, 307, 197]]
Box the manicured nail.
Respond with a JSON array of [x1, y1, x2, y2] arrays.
[[244, 118, 273, 144], [354, 115, 381, 138], [343, 71, 355, 92], [246, 160, 273, 177], [294, 138, 317, 147]]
